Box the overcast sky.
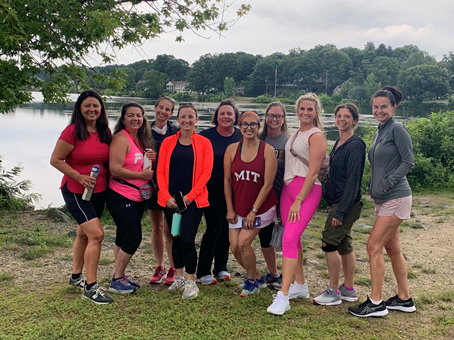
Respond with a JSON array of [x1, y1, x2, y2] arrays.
[[115, 0, 454, 65]]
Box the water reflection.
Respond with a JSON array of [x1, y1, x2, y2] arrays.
[[1, 93, 430, 208]]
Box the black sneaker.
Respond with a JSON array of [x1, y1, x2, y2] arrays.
[[385, 295, 416, 313], [69, 274, 85, 289], [348, 297, 388, 317], [82, 283, 113, 305]]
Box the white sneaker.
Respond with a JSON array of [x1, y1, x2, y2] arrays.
[[288, 281, 310, 299], [313, 286, 342, 305], [182, 280, 199, 299], [168, 276, 185, 291], [267, 291, 290, 315]]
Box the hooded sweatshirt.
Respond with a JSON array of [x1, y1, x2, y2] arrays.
[[368, 117, 414, 204], [324, 134, 366, 222]]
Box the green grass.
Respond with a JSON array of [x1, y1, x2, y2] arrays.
[[422, 268, 437, 274], [20, 243, 51, 260], [0, 273, 14, 282]]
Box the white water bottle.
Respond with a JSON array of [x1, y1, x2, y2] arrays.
[[143, 149, 152, 169], [82, 165, 100, 201]]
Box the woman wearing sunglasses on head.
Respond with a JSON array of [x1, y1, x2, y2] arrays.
[[156, 103, 213, 299], [224, 111, 278, 297], [267, 93, 327, 315], [107, 102, 155, 294]]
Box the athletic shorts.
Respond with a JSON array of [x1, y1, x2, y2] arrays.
[[146, 193, 164, 211], [374, 196, 412, 220], [61, 182, 105, 225], [322, 201, 363, 255], [229, 205, 277, 229]]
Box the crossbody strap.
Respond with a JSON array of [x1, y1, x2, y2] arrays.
[[113, 178, 140, 190], [289, 131, 310, 167]]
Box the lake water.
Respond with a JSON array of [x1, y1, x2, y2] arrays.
[[0, 93, 428, 208]]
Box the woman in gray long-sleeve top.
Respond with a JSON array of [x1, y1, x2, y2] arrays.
[[349, 86, 416, 318]]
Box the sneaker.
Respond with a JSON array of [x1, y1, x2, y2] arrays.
[[348, 297, 389, 317], [269, 274, 282, 291], [267, 291, 290, 315], [149, 266, 167, 284], [215, 271, 231, 281], [385, 295, 416, 313], [313, 286, 342, 306], [165, 267, 176, 285], [339, 283, 358, 302], [197, 274, 217, 285], [168, 276, 186, 291], [108, 277, 137, 294], [265, 273, 280, 284], [182, 280, 199, 299], [124, 275, 140, 288], [240, 279, 260, 297], [82, 283, 113, 305], [288, 282, 310, 299], [257, 275, 267, 289], [69, 274, 85, 290]]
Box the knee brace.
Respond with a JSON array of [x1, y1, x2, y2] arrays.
[[322, 240, 338, 253]]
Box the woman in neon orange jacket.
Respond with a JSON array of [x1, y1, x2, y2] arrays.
[[156, 103, 213, 299]]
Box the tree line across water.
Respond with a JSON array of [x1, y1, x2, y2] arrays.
[[52, 42, 454, 107]]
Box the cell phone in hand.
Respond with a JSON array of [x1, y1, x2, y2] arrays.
[[173, 191, 187, 212], [242, 216, 261, 228]]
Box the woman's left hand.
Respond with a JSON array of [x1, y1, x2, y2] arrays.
[[183, 196, 192, 207], [287, 200, 302, 224], [243, 211, 256, 230], [145, 149, 156, 161]]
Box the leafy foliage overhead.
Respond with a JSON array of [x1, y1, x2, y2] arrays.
[[0, 0, 251, 113]]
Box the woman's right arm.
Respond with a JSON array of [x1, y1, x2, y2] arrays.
[[224, 143, 238, 224], [50, 139, 94, 189], [109, 133, 152, 180]]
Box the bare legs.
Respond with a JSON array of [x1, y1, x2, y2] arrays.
[[148, 209, 174, 268], [281, 248, 306, 296], [324, 249, 356, 289], [113, 245, 133, 279], [261, 247, 278, 275], [72, 218, 104, 284], [229, 229, 262, 279], [367, 215, 410, 301]]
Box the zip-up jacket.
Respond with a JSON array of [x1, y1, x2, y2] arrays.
[[157, 130, 214, 208], [368, 117, 414, 204], [325, 135, 366, 222]]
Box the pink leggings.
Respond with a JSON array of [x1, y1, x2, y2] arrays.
[[280, 177, 322, 259]]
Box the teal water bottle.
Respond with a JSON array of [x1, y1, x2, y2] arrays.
[[171, 213, 182, 236]]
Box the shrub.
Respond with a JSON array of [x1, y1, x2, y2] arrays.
[[0, 156, 41, 210]]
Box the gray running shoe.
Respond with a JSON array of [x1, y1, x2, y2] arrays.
[[82, 283, 113, 305], [182, 280, 199, 299], [69, 274, 85, 290], [288, 282, 310, 299], [339, 283, 358, 302], [169, 276, 186, 291], [313, 286, 342, 305]]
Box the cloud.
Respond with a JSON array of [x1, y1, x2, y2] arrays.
[[115, 0, 454, 65]]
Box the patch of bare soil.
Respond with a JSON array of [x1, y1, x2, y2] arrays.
[[1, 194, 453, 338]]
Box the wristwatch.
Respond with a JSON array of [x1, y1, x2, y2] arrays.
[[250, 207, 258, 213]]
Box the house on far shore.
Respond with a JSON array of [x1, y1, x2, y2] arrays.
[[166, 80, 189, 93]]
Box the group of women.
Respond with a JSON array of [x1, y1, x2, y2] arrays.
[[51, 86, 416, 318]]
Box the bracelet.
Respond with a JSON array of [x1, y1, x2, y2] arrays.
[[296, 196, 304, 202], [250, 207, 258, 213]]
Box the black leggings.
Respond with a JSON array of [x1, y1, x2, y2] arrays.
[[164, 203, 203, 275], [196, 198, 229, 277], [106, 188, 146, 255]]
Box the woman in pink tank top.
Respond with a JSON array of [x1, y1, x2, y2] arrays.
[[224, 111, 278, 297], [106, 102, 156, 294]]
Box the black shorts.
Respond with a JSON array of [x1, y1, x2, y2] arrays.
[[61, 182, 105, 225], [146, 193, 164, 211]]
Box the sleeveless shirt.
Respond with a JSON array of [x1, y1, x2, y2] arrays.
[[231, 141, 278, 217], [109, 130, 148, 202]]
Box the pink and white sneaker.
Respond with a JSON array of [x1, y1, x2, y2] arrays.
[[149, 266, 167, 284], [165, 267, 176, 285]]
